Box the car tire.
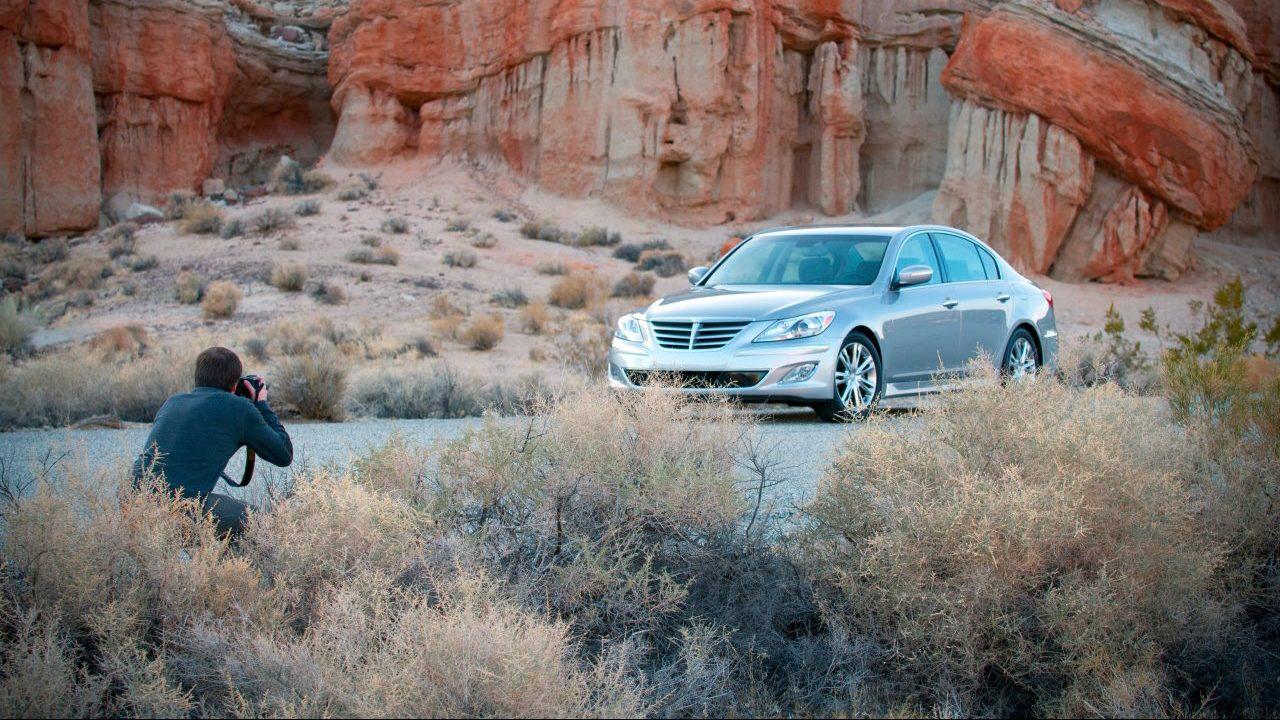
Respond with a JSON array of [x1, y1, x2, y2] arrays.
[[813, 331, 882, 423], [1001, 327, 1040, 380]]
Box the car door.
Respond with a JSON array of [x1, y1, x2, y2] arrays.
[[932, 232, 1010, 364], [880, 232, 962, 388]]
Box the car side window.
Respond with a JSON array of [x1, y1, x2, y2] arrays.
[[933, 233, 986, 283], [976, 245, 1000, 279], [894, 234, 941, 286]]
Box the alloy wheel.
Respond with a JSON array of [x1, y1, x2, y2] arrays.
[[834, 341, 878, 413], [1007, 336, 1038, 379]]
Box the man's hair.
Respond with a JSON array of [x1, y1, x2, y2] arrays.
[[194, 346, 243, 390]]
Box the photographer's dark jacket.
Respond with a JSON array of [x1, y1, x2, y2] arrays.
[[132, 386, 293, 498]]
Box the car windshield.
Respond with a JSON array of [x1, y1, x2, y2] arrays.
[[703, 233, 891, 286]]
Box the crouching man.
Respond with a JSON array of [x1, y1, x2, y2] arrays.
[[133, 346, 293, 536]]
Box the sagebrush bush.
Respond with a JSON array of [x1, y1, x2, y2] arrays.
[[218, 216, 246, 239], [174, 271, 203, 304], [164, 190, 199, 220], [268, 157, 333, 195], [470, 232, 498, 249], [490, 287, 528, 308], [293, 199, 321, 216], [249, 208, 295, 235], [549, 271, 606, 309], [201, 281, 241, 319], [0, 295, 32, 356], [520, 219, 567, 243], [0, 346, 191, 427], [536, 260, 567, 276], [636, 249, 687, 277], [575, 225, 620, 247], [269, 260, 308, 292], [614, 239, 671, 262], [335, 177, 372, 201], [310, 280, 346, 305], [179, 202, 224, 235], [443, 249, 477, 268], [381, 216, 409, 234], [805, 365, 1236, 714], [461, 314, 504, 351], [520, 301, 551, 335], [548, 313, 612, 375], [612, 271, 655, 298], [346, 364, 544, 419], [272, 350, 346, 420], [88, 324, 148, 357]]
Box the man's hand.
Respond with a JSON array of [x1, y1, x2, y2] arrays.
[[253, 380, 269, 403]]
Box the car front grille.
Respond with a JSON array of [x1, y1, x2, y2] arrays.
[[625, 370, 766, 389], [649, 320, 751, 350]]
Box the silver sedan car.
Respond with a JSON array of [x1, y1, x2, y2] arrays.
[[607, 224, 1058, 421]]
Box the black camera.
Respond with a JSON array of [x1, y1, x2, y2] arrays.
[[234, 374, 266, 401]]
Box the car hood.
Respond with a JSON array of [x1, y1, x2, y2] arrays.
[[644, 285, 875, 321]]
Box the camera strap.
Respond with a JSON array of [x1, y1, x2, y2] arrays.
[[219, 449, 256, 488]]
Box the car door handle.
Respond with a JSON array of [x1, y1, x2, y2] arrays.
[[942, 299, 959, 309], [996, 293, 1011, 303]]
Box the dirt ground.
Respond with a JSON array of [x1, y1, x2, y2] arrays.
[[30, 160, 1280, 376]]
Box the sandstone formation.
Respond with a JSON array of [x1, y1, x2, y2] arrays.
[[327, 0, 970, 224], [1, 0, 1275, 285], [1, 0, 101, 236], [1, 0, 335, 236]]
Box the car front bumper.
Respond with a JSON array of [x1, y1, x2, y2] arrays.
[[606, 330, 839, 402]]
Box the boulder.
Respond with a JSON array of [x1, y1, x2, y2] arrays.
[[123, 203, 164, 224], [202, 177, 226, 197]]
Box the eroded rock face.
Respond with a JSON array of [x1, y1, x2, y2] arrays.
[[327, 0, 967, 223], [0, 0, 101, 236]]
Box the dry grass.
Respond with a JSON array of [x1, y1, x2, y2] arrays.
[[460, 314, 505, 351], [201, 281, 241, 319], [270, 261, 308, 292], [346, 363, 544, 419], [548, 314, 612, 375], [179, 202, 224, 235], [549, 271, 607, 309]]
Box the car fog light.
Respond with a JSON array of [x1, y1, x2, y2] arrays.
[[780, 362, 818, 384]]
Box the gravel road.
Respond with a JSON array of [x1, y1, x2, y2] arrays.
[[0, 407, 915, 512]]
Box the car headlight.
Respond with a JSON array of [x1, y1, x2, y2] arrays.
[[753, 311, 835, 343], [615, 313, 645, 343]]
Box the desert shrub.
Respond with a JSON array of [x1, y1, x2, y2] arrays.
[[174, 271, 203, 304], [614, 239, 671, 263], [126, 254, 158, 272], [428, 295, 466, 320], [293, 199, 321, 216], [179, 202, 224, 235], [278, 236, 300, 251], [460, 314, 504, 351], [381, 216, 409, 234], [218, 216, 246, 238], [493, 209, 516, 222], [470, 232, 497, 249], [576, 225, 621, 247], [346, 246, 399, 266], [268, 157, 333, 195], [335, 176, 373, 201], [520, 218, 567, 243], [612, 271, 655, 298], [243, 337, 269, 361], [548, 313, 611, 375], [520, 301, 551, 335], [0, 346, 192, 427], [445, 217, 470, 232], [272, 350, 346, 420], [549, 271, 606, 309], [106, 225, 136, 258], [0, 295, 32, 356], [443, 249, 477, 268], [536, 260, 567, 276], [490, 287, 528, 308], [310, 280, 346, 305], [164, 190, 198, 220], [41, 256, 111, 294], [360, 234, 381, 247], [88, 324, 148, 358], [270, 261, 308, 292], [248, 208, 295, 235], [636, 249, 687, 277], [346, 364, 543, 419], [201, 281, 241, 319], [803, 365, 1232, 714]]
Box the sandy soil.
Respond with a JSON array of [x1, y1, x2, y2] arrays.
[[30, 160, 1280, 373]]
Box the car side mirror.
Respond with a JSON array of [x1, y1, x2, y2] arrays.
[[687, 266, 709, 286], [894, 264, 933, 289]]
